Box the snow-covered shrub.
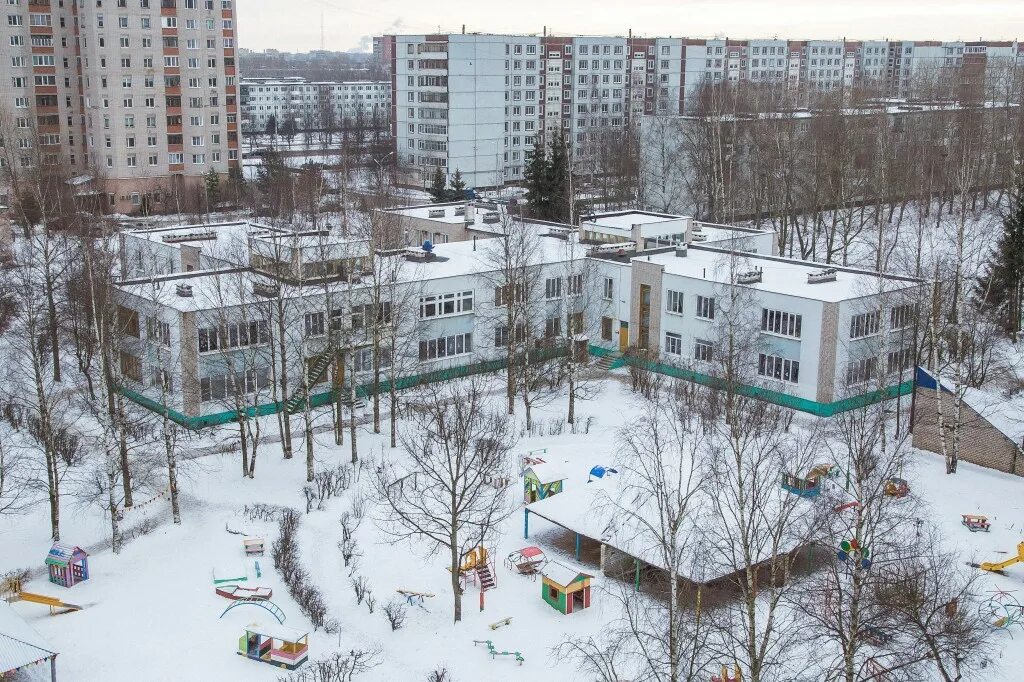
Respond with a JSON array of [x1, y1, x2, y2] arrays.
[[243, 502, 287, 523], [350, 575, 370, 605], [275, 647, 381, 682], [365, 592, 376, 614], [426, 668, 450, 682], [382, 599, 407, 631]]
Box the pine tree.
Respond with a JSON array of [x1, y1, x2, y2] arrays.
[[428, 166, 448, 203], [547, 132, 571, 223], [447, 169, 467, 201], [524, 140, 549, 219], [979, 176, 1024, 340]]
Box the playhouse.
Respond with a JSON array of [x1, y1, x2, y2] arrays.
[[238, 622, 308, 670], [523, 463, 567, 504], [45, 543, 89, 588], [541, 562, 593, 615]]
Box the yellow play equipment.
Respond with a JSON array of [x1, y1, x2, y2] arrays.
[[980, 542, 1024, 573], [2, 576, 82, 615], [456, 546, 489, 572], [711, 664, 742, 682]]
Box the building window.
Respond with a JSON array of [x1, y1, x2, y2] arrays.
[[887, 347, 913, 374], [694, 339, 713, 362], [198, 321, 269, 353], [846, 357, 878, 386], [849, 311, 880, 339], [666, 289, 684, 315], [567, 274, 583, 296], [664, 332, 682, 356], [890, 304, 915, 331], [602, 276, 613, 300], [761, 308, 802, 338], [494, 283, 526, 307], [545, 277, 562, 299], [494, 323, 526, 347], [418, 332, 473, 361], [304, 312, 325, 337], [200, 367, 270, 402], [601, 316, 613, 341], [146, 317, 170, 347], [119, 351, 142, 382], [758, 353, 800, 383], [695, 295, 715, 320], [419, 291, 474, 319], [544, 316, 562, 338]]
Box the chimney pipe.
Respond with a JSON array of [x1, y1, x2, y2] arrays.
[[473, 235, 477, 251]]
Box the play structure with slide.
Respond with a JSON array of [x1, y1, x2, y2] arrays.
[[220, 597, 286, 624], [2, 577, 83, 616], [976, 542, 1024, 574], [451, 546, 497, 593], [473, 639, 524, 665]]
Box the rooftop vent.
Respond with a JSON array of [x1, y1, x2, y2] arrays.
[[175, 284, 194, 298], [162, 230, 217, 243], [736, 268, 763, 285], [428, 209, 445, 218], [807, 268, 838, 284], [482, 213, 500, 224], [675, 244, 688, 258], [453, 207, 466, 216], [253, 282, 281, 298], [690, 233, 707, 242]]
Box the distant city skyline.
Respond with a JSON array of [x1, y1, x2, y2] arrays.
[[236, 0, 1023, 53]]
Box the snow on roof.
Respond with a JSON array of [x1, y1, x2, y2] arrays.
[[644, 245, 921, 303], [243, 622, 309, 642], [45, 542, 86, 567], [542, 561, 593, 588], [583, 211, 685, 230], [524, 462, 567, 484], [0, 602, 56, 674], [960, 386, 1024, 445], [385, 202, 469, 224]]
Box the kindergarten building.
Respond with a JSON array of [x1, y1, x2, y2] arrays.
[[111, 203, 924, 427]]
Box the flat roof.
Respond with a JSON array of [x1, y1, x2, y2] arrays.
[[125, 221, 281, 252], [643, 245, 922, 303], [384, 202, 469, 224], [582, 211, 686, 232]]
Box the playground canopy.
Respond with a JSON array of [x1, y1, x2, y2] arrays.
[[0, 601, 58, 680]]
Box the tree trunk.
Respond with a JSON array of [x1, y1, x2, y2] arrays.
[[450, 544, 463, 623]]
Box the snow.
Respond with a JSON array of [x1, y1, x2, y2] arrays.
[[960, 386, 1024, 445], [3, 375, 1024, 681], [0, 602, 56, 674]]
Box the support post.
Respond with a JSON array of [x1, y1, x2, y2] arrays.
[[50, 655, 56, 682], [575, 533, 581, 561], [634, 558, 640, 592], [599, 543, 606, 572], [523, 508, 529, 539]]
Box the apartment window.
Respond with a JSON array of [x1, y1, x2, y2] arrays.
[[601, 316, 613, 341], [887, 347, 913, 374], [846, 357, 878, 386], [602, 277, 614, 301], [544, 277, 562, 299], [695, 295, 715, 320], [200, 368, 270, 402], [418, 332, 473, 361], [666, 290, 684, 315], [567, 274, 583, 296], [694, 339, 714, 362], [494, 283, 526, 307], [146, 318, 171, 347], [761, 308, 802, 338], [544, 316, 562, 338], [664, 332, 682, 356], [304, 312, 325, 337], [890, 304, 915, 331], [758, 354, 800, 383], [849, 311, 880, 339], [419, 291, 474, 319], [494, 323, 526, 348]]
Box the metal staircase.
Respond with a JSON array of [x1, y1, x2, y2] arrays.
[[476, 560, 497, 591], [284, 348, 334, 415]]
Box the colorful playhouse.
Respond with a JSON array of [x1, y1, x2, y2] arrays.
[[238, 622, 309, 670], [45, 543, 89, 588], [541, 562, 593, 615], [523, 463, 566, 504]]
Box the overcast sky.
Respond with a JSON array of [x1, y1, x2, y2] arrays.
[[236, 0, 1023, 53]]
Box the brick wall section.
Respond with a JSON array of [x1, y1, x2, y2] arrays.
[[816, 302, 838, 403], [179, 311, 200, 418], [912, 386, 1024, 476]]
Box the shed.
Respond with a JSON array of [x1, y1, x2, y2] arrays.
[[523, 463, 566, 504], [0, 601, 58, 681], [44, 543, 89, 589], [541, 562, 593, 614]]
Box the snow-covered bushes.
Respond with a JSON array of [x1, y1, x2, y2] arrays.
[[271, 508, 335, 631], [275, 648, 381, 682], [382, 598, 407, 631]]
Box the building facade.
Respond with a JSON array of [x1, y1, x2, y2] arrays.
[[240, 77, 391, 132], [383, 32, 1023, 189], [0, 0, 241, 213]]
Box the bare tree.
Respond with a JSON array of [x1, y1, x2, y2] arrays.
[[372, 377, 515, 622]]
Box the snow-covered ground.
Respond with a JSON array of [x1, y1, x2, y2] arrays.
[[2, 376, 1024, 681]]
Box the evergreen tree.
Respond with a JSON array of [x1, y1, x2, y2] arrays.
[[428, 166, 448, 203], [546, 132, 572, 224], [979, 176, 1024, 340], [524, 140, 550, 219], [447, 169, 467, 201], [265, 115, 278, 137], [204, 168, 221, 207]]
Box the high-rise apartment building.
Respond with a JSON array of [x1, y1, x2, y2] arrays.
[[383, 32, 1024, 189], [0, 0, 241, 214]]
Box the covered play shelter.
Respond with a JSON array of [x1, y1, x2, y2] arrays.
[[0, 601, 59, 681], [44, 543, 89, 589], [523, 463, 566, 504], [238, 622, 308, 670], [541, 562, 593, 614]]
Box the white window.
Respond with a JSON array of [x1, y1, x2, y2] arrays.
[[304, 312, 325, 337], [602, 277, 614, 300], [695, 295, 715, 320], [200, 368, 269, 402], [761, 308, 802, 338], [849, 311, 880, 339], [664, 332, 682, 356], [419, 291, 474, 319], [887, 347, 913, 374], [544, 316, 562, 338], [846, 357, 878, 386], [544, 277, 562, 299], [567, 274, 583, 296], [889, 304, 915, 331], [666, 290, 684, 315], [694, 339, 713, 362], [758, 354, 800, 383], [418, 333, 472, 361]]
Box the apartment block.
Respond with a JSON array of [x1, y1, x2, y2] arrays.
[[240, 77, 391, 132], [384, 32, 1023, 189], [0, 0, 241, 213]]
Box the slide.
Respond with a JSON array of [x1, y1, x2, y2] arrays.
[[11, 592, 83, 614]]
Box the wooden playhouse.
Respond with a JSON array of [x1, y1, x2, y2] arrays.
[[541, 562, 593, 615], [523, 463, 566, 504], [238, 622, 309, 670], [45, 543, 89, 588]]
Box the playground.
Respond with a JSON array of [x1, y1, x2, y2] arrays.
[[1, 377, 1024, 681]]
